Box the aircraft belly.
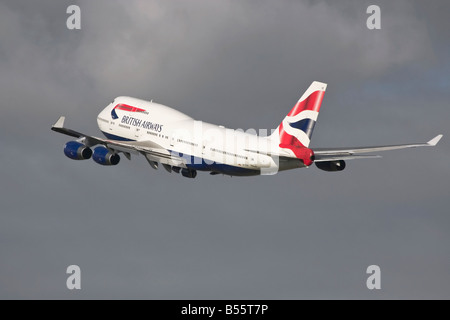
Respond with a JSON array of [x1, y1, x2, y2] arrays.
[[182, 154, 260, 176]]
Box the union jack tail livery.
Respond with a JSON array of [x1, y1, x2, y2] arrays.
[[271, 81, 327, 165]]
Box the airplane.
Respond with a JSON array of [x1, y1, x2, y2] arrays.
[[51, 81, 442, 178]]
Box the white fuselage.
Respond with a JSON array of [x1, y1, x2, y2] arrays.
[[96, 96, 304, 176]]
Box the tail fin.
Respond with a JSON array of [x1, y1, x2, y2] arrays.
[[272, 81, 327, 153]]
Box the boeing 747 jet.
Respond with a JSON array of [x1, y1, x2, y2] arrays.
[[52, 81, 442, 178]]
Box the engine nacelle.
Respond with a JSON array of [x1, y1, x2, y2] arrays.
[[315, 160, 346, 172], [92, 146, 120, 166], [64, 141, 92, 160], [181, 168, 197, 178]]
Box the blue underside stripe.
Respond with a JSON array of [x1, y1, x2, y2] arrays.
[[100, 131, 259, 175], [101, 131, 135, 141], [170, 151, 259, 176]]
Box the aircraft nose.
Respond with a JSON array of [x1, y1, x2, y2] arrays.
[[97, 103, 114, 128], [98, 103, 113, 119]]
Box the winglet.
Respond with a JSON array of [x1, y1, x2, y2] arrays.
[[52, 116, 65, 129], [427, 134, 443, 146]]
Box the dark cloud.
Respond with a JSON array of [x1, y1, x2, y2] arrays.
[[0, 0, 449, 299]]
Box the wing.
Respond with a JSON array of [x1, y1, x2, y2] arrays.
[[51, 116, 186, 167], [313, 135, 443, 162]]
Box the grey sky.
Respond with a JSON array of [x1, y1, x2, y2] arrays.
[[0, 0, 449, 299]]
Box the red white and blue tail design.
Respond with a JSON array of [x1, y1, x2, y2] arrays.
[[271, 81, 327, 164]]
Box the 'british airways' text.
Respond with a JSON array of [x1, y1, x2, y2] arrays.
[[121, 115, 163, 132]]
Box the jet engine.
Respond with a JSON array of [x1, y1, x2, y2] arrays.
[[315, 160, 346, 172], [92, 146, 120, 166], [63, 141, 92, 160]]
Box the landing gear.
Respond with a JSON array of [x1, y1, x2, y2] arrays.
[[181, 169, 197, 178]]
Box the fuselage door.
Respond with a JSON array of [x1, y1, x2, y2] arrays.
[[249, 154, 257, 167], [202, 139, 215, 166]]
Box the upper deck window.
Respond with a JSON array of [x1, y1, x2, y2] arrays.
[[114, 104, 146, 113]]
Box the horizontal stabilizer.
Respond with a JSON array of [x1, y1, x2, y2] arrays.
[[315, 154, 382, 162]]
